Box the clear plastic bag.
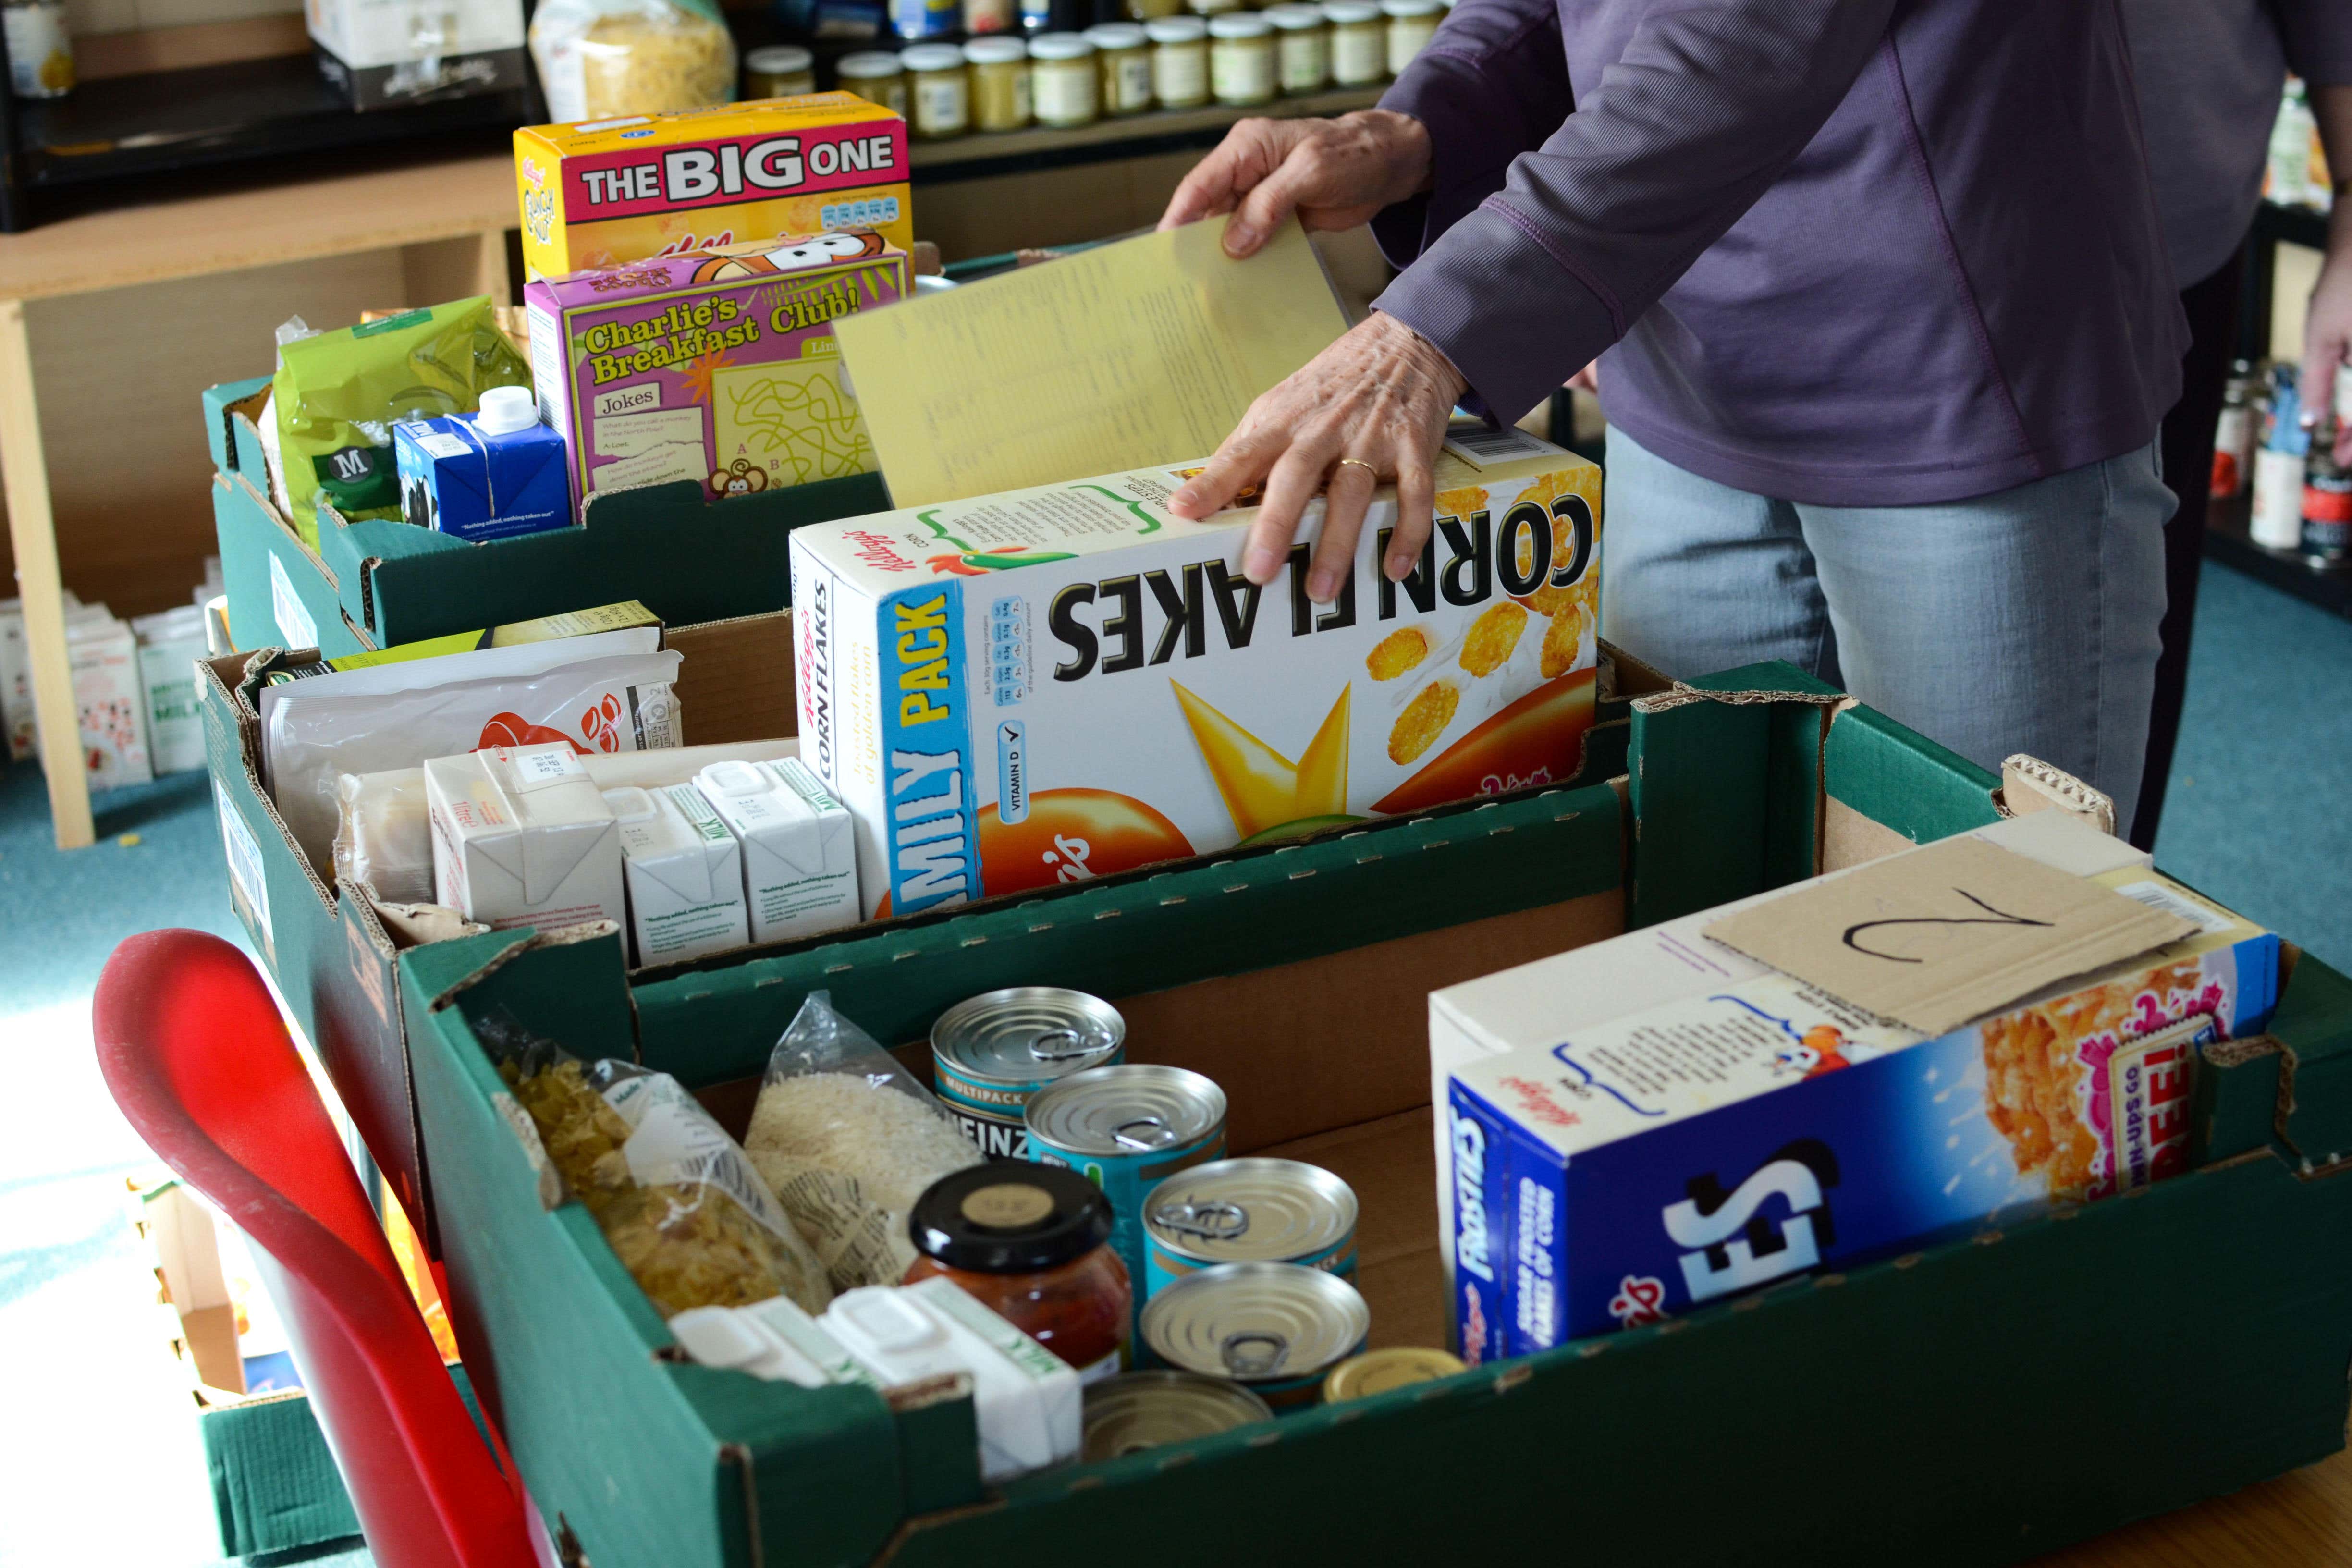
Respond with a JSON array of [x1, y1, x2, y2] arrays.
[[529, 0, 735, 122], [745, 992, 983, 1292], [334, 768, 433, 904], [488, 1014, 832, 1317]]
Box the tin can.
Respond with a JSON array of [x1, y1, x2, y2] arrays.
[[931, 987, 1125, 1158], [1142, 1158, 1357, 1300], [1138, 1261, 1368, 1411], [1321, 1346, 1465, 1403], [1081, 1369, 1272, 1460], [1026, 1064, 1226, 1311]]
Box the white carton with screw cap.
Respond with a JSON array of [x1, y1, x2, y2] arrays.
[[606, 783, 751, 966], [426, 743, 625, 931], [694, 758, 860, 943]]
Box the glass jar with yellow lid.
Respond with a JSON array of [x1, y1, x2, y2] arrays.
[[901, 42, 971, 139], [1028, 32, 1098, 127], [1380, 0, 1441, 74], [1086, 22, 1154, 115], [963, 35, 1032, 131], [1208, 12, 1275, 106], [743, 45, 816, 99], [836, 49, 909, 118], [1321, 0, 1383, 85], [1144, 15, 1210, 108], [1263, 3, 1326, 94]]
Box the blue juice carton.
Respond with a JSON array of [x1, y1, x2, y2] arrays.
[[1443, 858, 2278, 1364], [394, 387, 574, 543]]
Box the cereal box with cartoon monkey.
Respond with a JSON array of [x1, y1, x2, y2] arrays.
[[1445, 866, 2277, 1361], [525, 231, 907, 518], [787, 425, 1602, 918]]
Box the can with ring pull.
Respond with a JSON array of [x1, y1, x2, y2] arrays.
[[1141, 1157, 1358, 1302], [930, 987, 1127, 1158], [1025, 1064, 1227, 1322], [1138, 1261, 1370, 1411]]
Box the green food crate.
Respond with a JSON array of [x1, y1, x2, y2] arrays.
[[395, 666, 2352, 1567]]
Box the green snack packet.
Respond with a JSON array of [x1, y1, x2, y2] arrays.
[[272, 297, 531, 550]]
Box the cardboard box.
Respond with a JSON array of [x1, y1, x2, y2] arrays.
[[135, 607, 213, 775], [789, 429, 1603, 916], [68, 612, 154, 787], [209, 376, 885, 654], [428, 745, 627, 931], [395, 662, 2352, 1568], [527, 233, 907, 513], [514, 97, 914, 281]]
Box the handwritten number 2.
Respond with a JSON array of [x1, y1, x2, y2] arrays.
[[1840, 888, 2054, 963]]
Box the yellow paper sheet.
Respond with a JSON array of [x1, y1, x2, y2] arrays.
[[832, 220, 1351, 505]]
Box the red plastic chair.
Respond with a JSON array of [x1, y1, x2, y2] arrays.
[[95, 929, 538, 1568]]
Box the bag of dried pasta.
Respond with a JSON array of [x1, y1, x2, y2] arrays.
[[745, 992, 984, 1293], [490, 1016, 831, 1318], [529, 0, 735, 122]]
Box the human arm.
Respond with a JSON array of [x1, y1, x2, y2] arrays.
[[2299, 84, 2352, 459], [1164, 0, 1899, 597]]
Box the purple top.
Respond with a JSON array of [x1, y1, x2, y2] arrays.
[[1372, 0, 2187, 507]]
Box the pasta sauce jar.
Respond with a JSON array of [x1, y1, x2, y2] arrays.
[[906, 1164, 1133, 1382]]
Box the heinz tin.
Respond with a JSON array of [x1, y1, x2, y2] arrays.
[[931, 987, 1126, 1158], [1138, 1262, 1370, 1412], [1142, 1158, 1359, 1300], [1025, 1064, 1227, 1311], [1081, 1370, 1274, 1461]]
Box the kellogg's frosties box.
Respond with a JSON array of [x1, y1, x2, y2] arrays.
[[515, 95, 912, 281], [788, 427, 1603, 917]]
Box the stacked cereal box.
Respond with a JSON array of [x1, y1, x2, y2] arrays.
[[788, 426, 1603, 917], [514, 96, 912, 280], [526, 231, 908, 511], [1437, 812, 2280, 1363]]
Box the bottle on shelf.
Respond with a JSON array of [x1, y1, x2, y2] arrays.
[[2305, 414, 2352, 568], [2250, 363, 2312, 552]]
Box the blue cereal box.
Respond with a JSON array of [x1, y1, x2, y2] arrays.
[[393, 387, 574, 542], [1446, 866, 2278, 1362]]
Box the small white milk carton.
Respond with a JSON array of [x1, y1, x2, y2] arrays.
[[694, 758, 861, 943], [606, 783, 751, 967], [133, 606, 213, 776], [425, 743, 625, 932]]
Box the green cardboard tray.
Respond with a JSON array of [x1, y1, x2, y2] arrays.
[[392, 669, 2352, 1567], [202, 378, 888, 653]]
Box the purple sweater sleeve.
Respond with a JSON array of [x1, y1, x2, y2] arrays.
[[1372, 0, 1898, 423], [2278, 0, 2352, 85]]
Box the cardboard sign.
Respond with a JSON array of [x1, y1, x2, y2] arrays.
[[1703, 836, 2195, 1035]]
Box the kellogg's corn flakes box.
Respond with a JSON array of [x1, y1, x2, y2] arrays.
[[1444, 868, 2278, 1363], [788, 427, 1603, 918], [514, 95, 912, 281]]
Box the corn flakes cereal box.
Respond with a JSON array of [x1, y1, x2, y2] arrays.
[[1445, 867, 2277, 1362], [525, 232, 906, 511], [788, 427, 1603, 917], [514, 95, 912, 281]]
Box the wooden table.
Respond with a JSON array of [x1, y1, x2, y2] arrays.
[[0, 152, 516, 848]]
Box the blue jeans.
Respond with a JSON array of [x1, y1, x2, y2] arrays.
[[1600, 428, 2175, 840]]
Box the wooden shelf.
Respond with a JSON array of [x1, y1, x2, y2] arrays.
[[2205, 490, 2352, 621]]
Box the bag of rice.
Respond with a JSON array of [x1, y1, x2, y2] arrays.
[[745, 992, 983, 1293], [528, 0, 735, 122], [489, 1015, 831, 1317]]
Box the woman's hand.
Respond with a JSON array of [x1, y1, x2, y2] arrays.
[[2304, 206, 2352, 465], [1159, 110, 1434, 259], [1166, 310, 1469, 601]]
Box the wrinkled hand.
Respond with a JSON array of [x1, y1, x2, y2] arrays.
[[1167, 310, 1469, 602], [1159, 110, 1433, 259], [2304, 206, 2352, 464]]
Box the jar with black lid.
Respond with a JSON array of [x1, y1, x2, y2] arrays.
[[905, 1164, 1132, 1381]]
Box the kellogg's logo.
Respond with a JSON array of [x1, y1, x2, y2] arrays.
[[520, 155, 545, 187], [848, 529, 916, 573]]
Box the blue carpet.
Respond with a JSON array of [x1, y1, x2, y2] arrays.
[[0, 558, 2345, 1568], [2150, 563, 2352, 972]]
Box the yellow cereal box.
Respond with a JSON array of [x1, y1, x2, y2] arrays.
[[514, 95, 912, 280], [787, 426, 1604, 917]]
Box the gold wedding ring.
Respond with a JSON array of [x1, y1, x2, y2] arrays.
[[1332, 457, 1379, 483]]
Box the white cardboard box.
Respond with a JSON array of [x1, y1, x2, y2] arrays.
[[607, 783, 751, 967], [426, 744, 624, 932], [134, 607, 213, 776], [694, 758, 860, 944]]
